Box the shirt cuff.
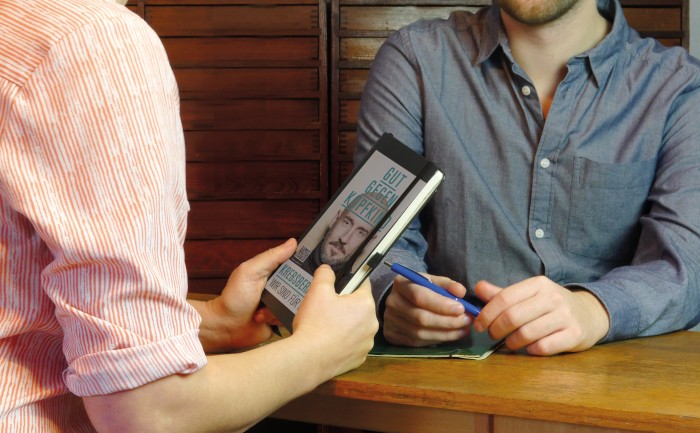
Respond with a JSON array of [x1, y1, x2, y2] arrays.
[[565, 281, 641, 343], [64, 329, 207, 397]]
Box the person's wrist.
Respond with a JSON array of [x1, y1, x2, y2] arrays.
[[286, 330, 337, 385], [572, 289, 610, 346], [197, 297, 243, 353]]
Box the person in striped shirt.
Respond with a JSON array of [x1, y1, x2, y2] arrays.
[[0, 0, 378, 432]]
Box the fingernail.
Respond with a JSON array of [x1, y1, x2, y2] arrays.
[[473, 322, 484, 333], [451, 304, 464, 315]]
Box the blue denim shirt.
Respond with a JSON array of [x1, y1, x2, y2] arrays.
[[355, 0, 700, 342]]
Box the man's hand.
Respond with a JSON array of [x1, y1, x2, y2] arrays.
[[192, 238, 298, 353], [382, 273, 473, 347], [473, 276, 610, 356]]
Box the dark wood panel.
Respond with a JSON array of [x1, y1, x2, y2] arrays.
[[187, 278, 228, 296], [144, 0, 319, 4], [339, 5, 482, 30], [185, 130, 321, 161], [340, 37, 385, 62], [163, 37, 320, 68], [180, 99, 320, 130], [174, 68, 319, 99], [187, 161, 320, 199], [339, 99, 361, 125], [656, 38, 682, 47], [338, 161, 354, 187], [187, 200, 320, 239], [339, 69, 369, 94], [624, 7, 682, 31], [146, 5, 320, 36], [185, 238, 283, 277], [338, 131, 357, 158]]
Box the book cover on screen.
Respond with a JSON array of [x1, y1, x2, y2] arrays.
[[260, 133, 445, 332]]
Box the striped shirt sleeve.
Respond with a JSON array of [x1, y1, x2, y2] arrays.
[[3, 11, 207, 396]]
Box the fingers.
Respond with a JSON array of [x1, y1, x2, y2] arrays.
[[382, 275, 472, 347], [473, 280, 501, 303], [310, 264, 336, 288], [430, 275, 468, 299], [253, 307, 281, 325], [386, 286, 470, 329], [394, 275, 467, 316], [473, 279, 539, 334], [383, 313, 469, 347], [473, 277, 609, 356]]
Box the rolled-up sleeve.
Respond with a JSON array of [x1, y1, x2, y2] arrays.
[[3, 13, 206, 396]]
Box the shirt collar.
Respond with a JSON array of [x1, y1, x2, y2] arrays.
[[476, 0, 630, 88]]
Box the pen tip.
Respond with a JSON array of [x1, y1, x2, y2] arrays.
[[383, 260, 393, 267]]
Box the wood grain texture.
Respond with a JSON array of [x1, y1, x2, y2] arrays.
[[185, 238, 284, 277], [184, 130, 321, 161], [187, 200, 319, 239], [162, 37, 320, 67], [146, 5, 320, 36], [274, 331, 700, 433]]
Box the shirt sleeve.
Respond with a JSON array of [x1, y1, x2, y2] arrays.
[[3, 13, 206, 396], [355, 30, 431, 307], [575, 77, 700, 342]]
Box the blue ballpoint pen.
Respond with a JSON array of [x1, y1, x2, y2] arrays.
[[384, 261, 481, 317]]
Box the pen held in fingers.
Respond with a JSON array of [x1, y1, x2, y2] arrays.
[[384, 261, 482, 317]]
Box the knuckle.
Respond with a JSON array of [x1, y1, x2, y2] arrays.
[[499, 309, 519, 329], [414, 310, 431, 327]]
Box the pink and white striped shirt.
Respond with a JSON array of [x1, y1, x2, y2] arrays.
[[0, 1, 207, 431]]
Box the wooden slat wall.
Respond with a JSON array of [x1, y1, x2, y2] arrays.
[[128, 0, 327, 295], [330, 0, 690, 191]]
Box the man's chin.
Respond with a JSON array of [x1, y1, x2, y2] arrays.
[[320, 254, 347, 269]]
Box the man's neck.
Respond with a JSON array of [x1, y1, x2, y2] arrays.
[[500, 0, 611, 117]]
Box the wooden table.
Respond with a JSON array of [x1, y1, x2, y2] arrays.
[[273, 331, 700, 433]]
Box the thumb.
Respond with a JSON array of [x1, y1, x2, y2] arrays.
[[294, 264, 336, 324], [241, 238, 297, 279], [474, 280, 502, 303], [309, 264, 337, 292]]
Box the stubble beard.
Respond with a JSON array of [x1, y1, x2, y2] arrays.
[[498, 0, 583, 25]]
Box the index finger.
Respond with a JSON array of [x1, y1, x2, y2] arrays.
[[394, 274, 466, 316], [473, 279, 537, 332]]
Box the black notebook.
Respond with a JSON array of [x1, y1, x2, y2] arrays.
[[261, 133, 444, 332]]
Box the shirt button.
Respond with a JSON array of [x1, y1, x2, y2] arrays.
[[540, 158, 551, 169], [535, 228, 545, 239], [521, 86, 531, 96]]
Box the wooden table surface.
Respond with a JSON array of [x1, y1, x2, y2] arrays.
[[274, 331, 700, 433]]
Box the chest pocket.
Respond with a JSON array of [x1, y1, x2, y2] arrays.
[[565, 156, 656, 261]]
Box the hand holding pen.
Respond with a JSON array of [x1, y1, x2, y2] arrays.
[[384, 261, 481, 317]]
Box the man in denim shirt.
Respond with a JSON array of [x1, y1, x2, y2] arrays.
[[355, 0, 700, 355]]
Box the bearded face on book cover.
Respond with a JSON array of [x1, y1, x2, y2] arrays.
[[298, 191, 390, 284]]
